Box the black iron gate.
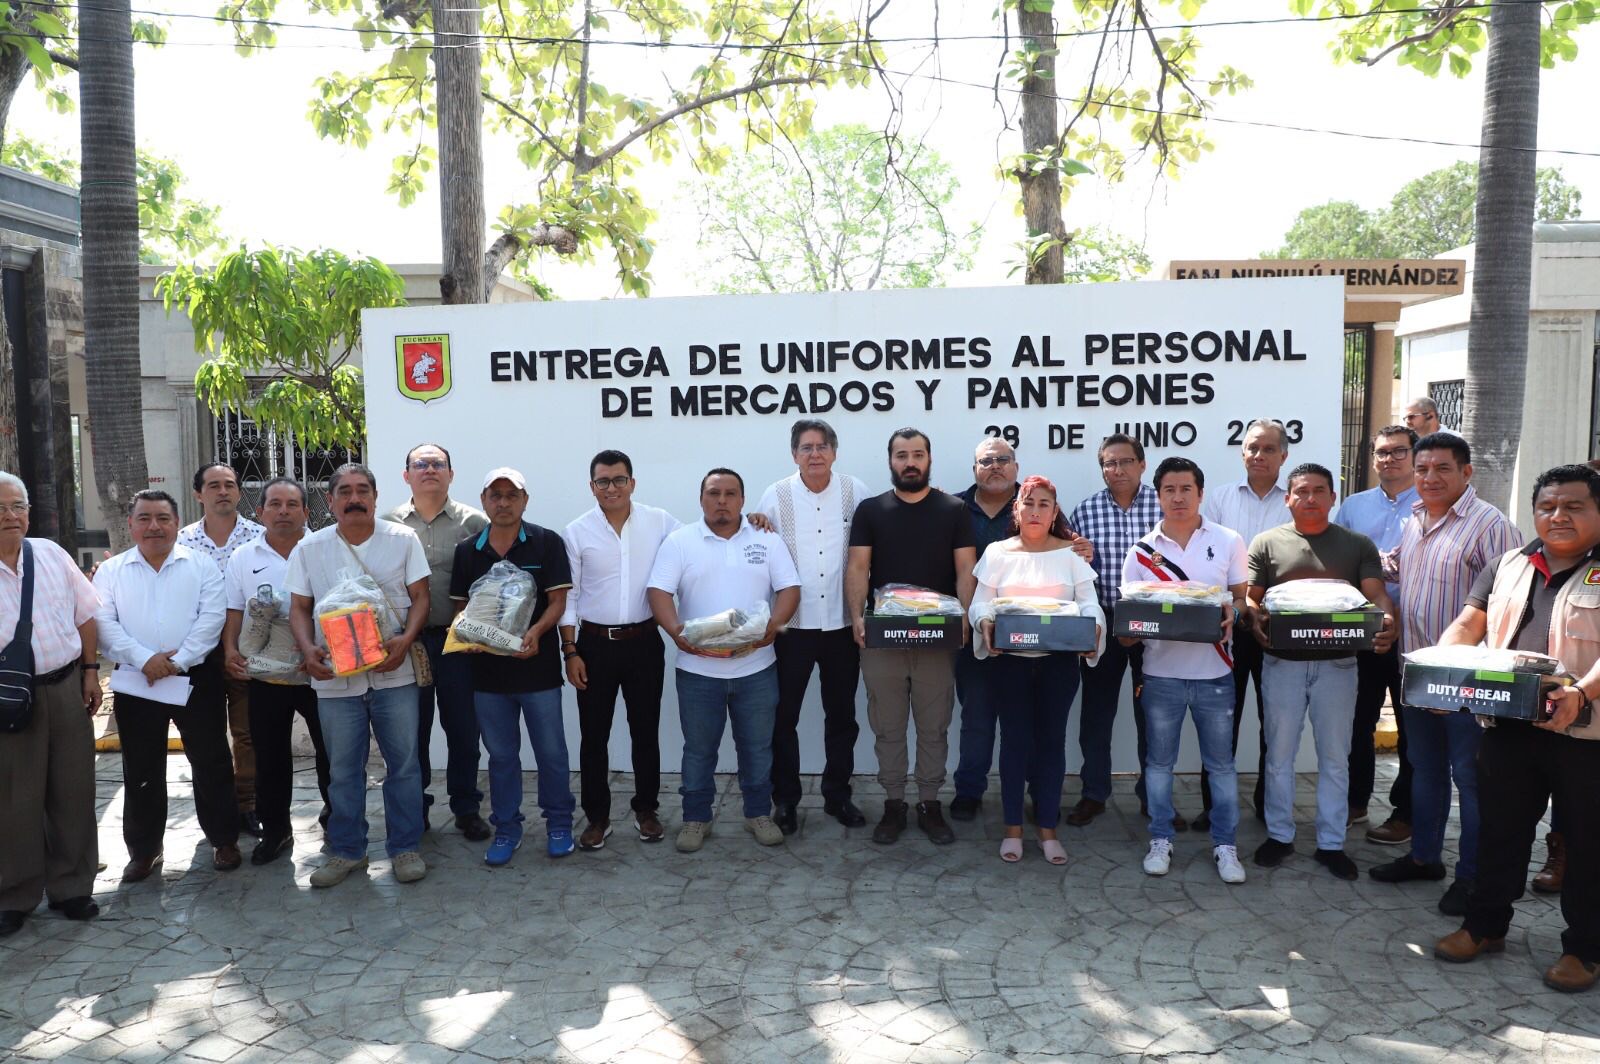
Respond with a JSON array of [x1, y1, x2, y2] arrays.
[[213, 410, 361, 529], [1341, 326, 1373, 497]]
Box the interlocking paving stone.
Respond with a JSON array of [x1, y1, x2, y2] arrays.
[[0, 752, 1592, 1061]]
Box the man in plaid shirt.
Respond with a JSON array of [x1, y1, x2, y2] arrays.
[[1065, 434, 1177, 827]]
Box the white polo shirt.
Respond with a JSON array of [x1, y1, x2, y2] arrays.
[[647, 518, 801, 679], [285, 522, 430, 695], [1120, 518, 1248, 681], [224, 535, 296, 612]]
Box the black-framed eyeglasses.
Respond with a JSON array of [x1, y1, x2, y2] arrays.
[[1373, 447, 1412, 461], [592, 476, 632, 490], [1100, 458, 1139, 471], [976, 456, 1014, 468]]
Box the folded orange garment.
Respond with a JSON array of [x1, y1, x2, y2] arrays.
[[319, 605, 386, 676]]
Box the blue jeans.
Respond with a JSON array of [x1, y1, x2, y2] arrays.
[[1077, 638, 1147, 805], [1260, 655, 1358, 851], [952, 651, 999, 801], [475, 688, 576, 839], [417, 626, 483, 817], [676, 666, 779, 822], [318, 684, 424, 859], [1143, 675, 1238, 846], [990, 654, 1078, 829], [1402, 705, 1482, 880]]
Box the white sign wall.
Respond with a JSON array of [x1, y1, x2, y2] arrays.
[[365, 277, 1347, 779]]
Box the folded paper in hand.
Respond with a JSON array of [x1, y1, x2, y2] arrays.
[[110, 665, 193, 707]]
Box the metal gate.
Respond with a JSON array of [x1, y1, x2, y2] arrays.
[[1341, 326, 1373, 497], [213, 410, 361, 529], [1429, 379, 1466, 432]]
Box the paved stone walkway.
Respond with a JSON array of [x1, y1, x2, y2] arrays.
[[1, 752, 1594, 1063]]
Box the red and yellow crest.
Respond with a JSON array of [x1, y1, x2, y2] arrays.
[[396, 335, 451, 402]]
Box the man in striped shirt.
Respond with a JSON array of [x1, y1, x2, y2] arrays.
[[1370, 433, 1521, 916]]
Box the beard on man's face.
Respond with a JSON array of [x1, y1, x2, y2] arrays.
[[890, 466, 928, 492]]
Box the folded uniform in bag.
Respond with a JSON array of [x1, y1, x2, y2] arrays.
[[240, 584, 304, 683], [872, 583, 963, 616], [1403, 645, 1563, 674], [445, 560, 536, 655], [1118, 581, 1231, 607], [1263, 578, 1370, 614], [316, 570, 396, 677], [680, 602, 771, 658], [991, 596, 1081, 616]]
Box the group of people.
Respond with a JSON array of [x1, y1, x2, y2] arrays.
[[0, 398, 1594, 995]]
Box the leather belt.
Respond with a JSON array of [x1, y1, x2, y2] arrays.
[[579, 619, 655, 642], [35, 662, 79, 686]]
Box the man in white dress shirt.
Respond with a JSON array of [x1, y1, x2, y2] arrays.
[[1198, 417, 1291, 830], [560, 450, 681, 849], [178, 463, 265, 838], [96, 489, 239, 881], [757, 419, 869, 835]]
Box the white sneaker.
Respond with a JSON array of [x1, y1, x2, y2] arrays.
[[392, 851, 427, 883], [1143, 837, 1172, 876], [309, 854, 368, 888], [1214, 845, 1247, 884]]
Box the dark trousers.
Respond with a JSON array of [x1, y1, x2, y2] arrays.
[[576, 628, 665, 823], [994, 654, 1080, 829], [113, 658, 239, 858], [1350, 646, 1411, 818], [1464, 722, 1600, 964], [1204, 626, 1265, 814], [1077, 639, 1146, 805], [248, 680, 331, 842], [772, 627, 861, 807], [416, 626, 482, 817], [952, 651, 999, 801]]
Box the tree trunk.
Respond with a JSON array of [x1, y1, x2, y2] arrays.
[[432, 0, 487, 304], [0, 46, 29, 474], [1460, 1, 1540, 510], [1015, 6, 1064, 285], [79, 0, 148, 551]]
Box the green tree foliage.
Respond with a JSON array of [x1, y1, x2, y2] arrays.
[[1059, 227, 1154, 283], [1268, 163, 1584, 259], [218, 0, 880, 295], [0, 133, 229, 263], [1293, 0, 1594, 74], [691, 124, 972, 294], [156, 247, 406, 450]]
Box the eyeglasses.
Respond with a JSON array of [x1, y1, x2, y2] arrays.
[[409, 459, 449, 471], [592, 476, 632, 490], [796, 444, 832, 456], [976, 456, 1014, 468], [1374, 447, 1412, 461], [1100, 458, 1139, 471], [0, 503, 29, 516]]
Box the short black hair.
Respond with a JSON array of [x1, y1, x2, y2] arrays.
[[404, 442, 452, 469], [790, 419, 838, 453], [590, 449, 633, 479], [1153, 456, 1204, 492], [1414, 431, 1470, 467], [192, 462, 237, 493], [1532, 464, 1600, 508], [1098, 432, 1145, 464], [1376, 425, 1419, 449], [700, 467, 744, 495], [328, 463, 377, 494], [130, 489, 180, 517], [261, 476, 308, 506], [1287, 462, 1335, 491], [887, 427, 930, 456]]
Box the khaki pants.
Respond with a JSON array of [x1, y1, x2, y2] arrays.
[[209, 647, 254, 809], [861, 647, 957, 803], [0, 672, 98, 911]]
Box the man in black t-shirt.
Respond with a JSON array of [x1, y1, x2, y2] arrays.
[[845, 428, 977, 845], [449, 468, 576, 865]]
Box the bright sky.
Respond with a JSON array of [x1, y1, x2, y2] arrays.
[[15, 0, 1600, 298]]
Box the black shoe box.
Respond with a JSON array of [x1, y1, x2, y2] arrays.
[[1113, 600, 1225, 643]]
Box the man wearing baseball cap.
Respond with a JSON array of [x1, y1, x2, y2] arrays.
[[449, 467, 576, 862]]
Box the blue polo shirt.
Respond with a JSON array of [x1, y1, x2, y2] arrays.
[[449, 521, 572, 693]]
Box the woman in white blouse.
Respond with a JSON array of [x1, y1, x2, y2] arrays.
[[970, 475, 1105, 865]]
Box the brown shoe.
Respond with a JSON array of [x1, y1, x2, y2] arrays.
[[1065, 799, 1105, 827], [1532, 832, 1565, 894], [872, 800, 908, 844], [213, 844, 243, 871], [1366, 815, 1412, 846], [916, 801, 955, 845], [1543, 953, 1599, 993], [1434, 928, 1505, 964], [635, 812, 664, 843], [121, 853, 163, 883], [578, 821, 613, 850]]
